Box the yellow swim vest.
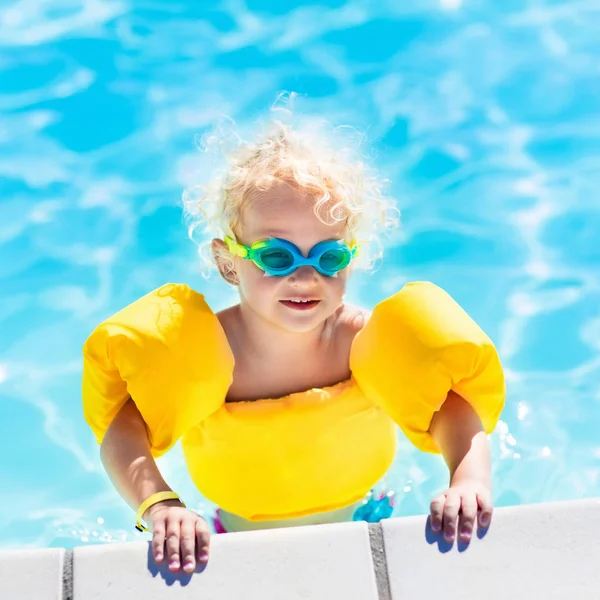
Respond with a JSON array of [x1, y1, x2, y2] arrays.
[[82, 282, 505, 521]]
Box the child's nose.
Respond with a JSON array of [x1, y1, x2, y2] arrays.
[[289, 266, 319, 285]]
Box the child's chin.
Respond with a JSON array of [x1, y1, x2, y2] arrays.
[[277, 313, 324, 333]]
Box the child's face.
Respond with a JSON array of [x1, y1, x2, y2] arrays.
[[232, 181, 350, 334]]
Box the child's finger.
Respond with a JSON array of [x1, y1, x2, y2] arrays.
[[180, 519, 197, 573], [442, 490, 461, 541], [458, 493, 478, 541], [477, 491, 493, 528], [152, 519, 166, 562], [195, 518, 211, 564], [165, 519, 182, 571], [429, 493, 446, 532]]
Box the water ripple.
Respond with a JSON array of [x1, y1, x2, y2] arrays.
[[1, 0, 599, 548]]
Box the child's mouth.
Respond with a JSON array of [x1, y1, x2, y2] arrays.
[[280, 299, 320, 311]]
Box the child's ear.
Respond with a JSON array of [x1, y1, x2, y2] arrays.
[[211, 238, 239, 286]]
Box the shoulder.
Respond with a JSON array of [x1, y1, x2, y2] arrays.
[[353, 281, 495, 349], [109, 283, 208, 322], [335, 303, 371, 343], [339, 282, 444, 337], [85, 283, 216, 350]]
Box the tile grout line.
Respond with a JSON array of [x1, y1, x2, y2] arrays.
[[368, 523, 392, 600], [62, 549, 73, 600]]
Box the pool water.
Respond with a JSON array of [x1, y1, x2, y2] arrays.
[[1, 0, 599, 549]]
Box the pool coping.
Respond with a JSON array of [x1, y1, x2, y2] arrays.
[[2, 497, 599, 599]]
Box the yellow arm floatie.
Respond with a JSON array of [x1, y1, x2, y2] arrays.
[[82, 283, 234, 457], [350, 281, 505, 453]]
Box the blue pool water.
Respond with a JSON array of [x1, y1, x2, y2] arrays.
[[1, 0, 600, 549]]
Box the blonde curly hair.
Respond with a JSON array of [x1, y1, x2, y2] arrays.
[[182, 99, 399, 277]]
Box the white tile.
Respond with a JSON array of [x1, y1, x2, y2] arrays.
[[0, 548, 65, 600], [74, 521, 379, 600], [382, 498, 600, 600]]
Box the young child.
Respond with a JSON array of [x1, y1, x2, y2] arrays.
[[82, 113, 505, 575]]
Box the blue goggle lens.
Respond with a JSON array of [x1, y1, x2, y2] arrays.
[[259, 248, 295, 271], [319, 248, 351, 271]]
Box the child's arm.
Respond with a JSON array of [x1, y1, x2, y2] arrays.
[[427, 390, 493, 543], [101, 398, 211, 571]]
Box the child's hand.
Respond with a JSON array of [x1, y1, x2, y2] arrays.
[[144, 501, 212, 572], [429, 480, 492, 543]]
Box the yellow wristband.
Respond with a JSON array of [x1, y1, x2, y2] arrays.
[[135, 491, 185, 532]]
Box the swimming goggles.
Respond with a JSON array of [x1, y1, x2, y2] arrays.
[[224, 236, 359, 277]]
